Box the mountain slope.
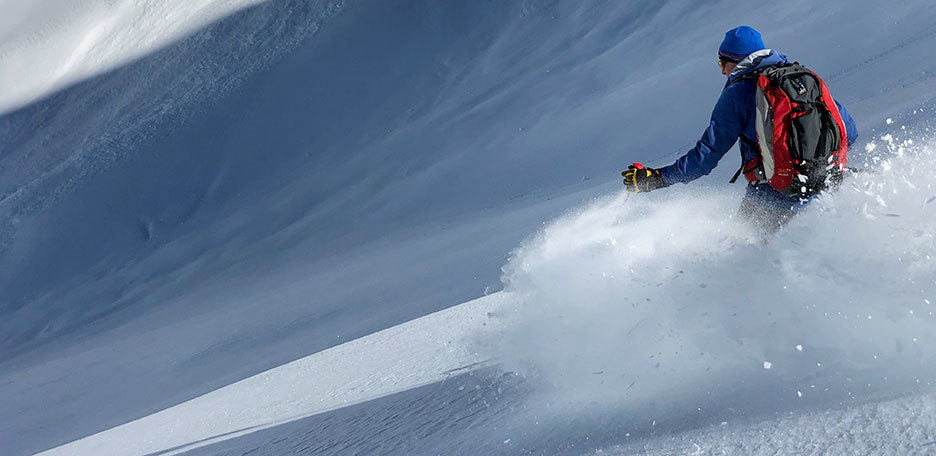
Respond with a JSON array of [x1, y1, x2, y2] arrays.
[[2, 1, 936, 455]]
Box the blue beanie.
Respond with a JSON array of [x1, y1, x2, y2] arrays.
[[719, 26, 765, 61]]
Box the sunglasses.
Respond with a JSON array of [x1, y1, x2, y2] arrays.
[[717, 57, 740, 70]]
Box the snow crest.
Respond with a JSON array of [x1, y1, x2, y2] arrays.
[[484, 133, 936, 422], [0, 0, 268, 114]]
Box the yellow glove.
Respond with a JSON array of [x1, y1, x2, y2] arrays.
[[622, 163, 667, 193]]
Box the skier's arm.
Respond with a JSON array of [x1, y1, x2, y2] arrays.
[[659, 85, 746, 185], [834, 99, 859, 147]]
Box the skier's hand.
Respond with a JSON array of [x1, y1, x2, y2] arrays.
[[622, 163, 667, 193]]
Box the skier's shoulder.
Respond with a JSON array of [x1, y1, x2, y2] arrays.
[[716, 75, 755, 109], [727, 49, 789, 84]]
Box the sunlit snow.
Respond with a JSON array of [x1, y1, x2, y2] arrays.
[[2, 1, 936, 455]]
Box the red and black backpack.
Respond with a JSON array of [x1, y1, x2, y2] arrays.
[[730, 63, 849, 197]]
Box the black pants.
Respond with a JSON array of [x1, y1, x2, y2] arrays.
[[737, 183, 809, 233]]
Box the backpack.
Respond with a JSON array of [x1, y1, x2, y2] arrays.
[[729, 63, 849, 197]]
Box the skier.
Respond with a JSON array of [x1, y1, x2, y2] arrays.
[[622, 26, 858, 231]]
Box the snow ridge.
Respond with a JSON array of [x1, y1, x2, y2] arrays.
[[0, 0, 268, 115]]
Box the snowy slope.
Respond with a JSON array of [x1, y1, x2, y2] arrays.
[[0, 0, 267, 114], [608, 393, 936, 455], [40, 131, 936, 456], [2, 0, 936, 455], [37, 293, 506, 456]]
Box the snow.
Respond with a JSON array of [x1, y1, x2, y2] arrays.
[[2, 0, 936, 455], [479, 135, 936, 429], [0, 0, 267, 114], [606, 393, 936, 455], [37, 293, 506, 455]]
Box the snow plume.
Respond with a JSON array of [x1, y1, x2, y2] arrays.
[[482, 135, 936, 425]]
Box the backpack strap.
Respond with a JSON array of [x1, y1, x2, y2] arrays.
[[729, 134, 762, 184], [729, 165, 744, 184], [729, 70, 760, 86], [738, 133, 759, 150]]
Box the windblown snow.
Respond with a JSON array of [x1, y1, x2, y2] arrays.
[[485, 131, 936, 424], [2, 0, 936, 455]]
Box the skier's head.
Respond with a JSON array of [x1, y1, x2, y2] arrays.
[[718, 26, 765, 76]]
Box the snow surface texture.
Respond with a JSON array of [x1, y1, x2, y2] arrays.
[[0, 0, 267, 114], [36, 293, 506, 455], [607, 393, 936, 455], [3, 0, 936, 455]]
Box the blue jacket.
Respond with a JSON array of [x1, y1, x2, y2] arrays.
[[659, 50, 858, 185]]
